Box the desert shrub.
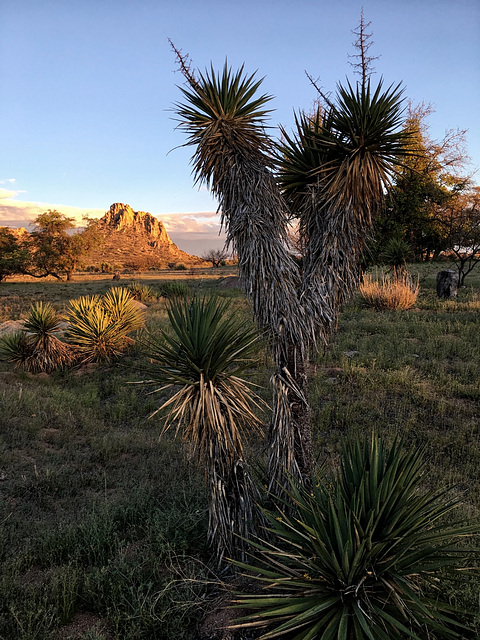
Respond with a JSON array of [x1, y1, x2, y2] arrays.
[[158, 281, 190, 299], [234, 435, 479, 639], [65, 288, 145, 363], [359, 271, 419, 310], [0, 302, 74, 373], [167, 262, 187, 270]]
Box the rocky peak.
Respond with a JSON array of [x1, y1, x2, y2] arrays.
[[101, 203, 173, 246]]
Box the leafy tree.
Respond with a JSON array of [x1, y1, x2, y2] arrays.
[[29, 210, 98, 281], [0, 227, 31, 281], [171, 38, 409, 489], [376, 103, 472, 262], [437, 185, 480, 285], [202, 247, 229, 267]]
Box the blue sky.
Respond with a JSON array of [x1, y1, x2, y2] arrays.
[[1, 0, 479, 253]]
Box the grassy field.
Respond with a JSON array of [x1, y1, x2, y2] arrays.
[[0, 264, 479, 639]]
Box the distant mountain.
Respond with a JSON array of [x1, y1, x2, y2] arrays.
[[86, 203, 202, 269]]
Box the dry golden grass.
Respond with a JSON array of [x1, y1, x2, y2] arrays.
[[359, 272, 419, 310]]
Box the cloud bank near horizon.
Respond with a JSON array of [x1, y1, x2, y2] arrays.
[[0, 196, 227, 254]]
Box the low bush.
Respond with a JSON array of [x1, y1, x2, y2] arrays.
[[359, 271, 419, 310]]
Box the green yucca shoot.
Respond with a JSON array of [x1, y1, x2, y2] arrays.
[[233, 435, 479, 639], [23, 301, 63, 340], [158, 281, 190, 299], [140, 296, 266, 563], [102, 287, 145, 332], [126, 281, 157, 302]]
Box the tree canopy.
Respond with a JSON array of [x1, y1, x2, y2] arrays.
[[0, 211, 99, 282]]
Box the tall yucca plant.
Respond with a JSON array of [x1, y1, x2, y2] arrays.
[[172, 45, 410, 491], [278, 80, 411, 339], [233, 436, 479, 639], [141, 296, 266, 563], [173, 53, 314, 490]]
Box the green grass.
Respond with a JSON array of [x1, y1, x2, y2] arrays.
[[0, 264, 479, 637]]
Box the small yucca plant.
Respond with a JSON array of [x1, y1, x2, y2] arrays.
[[233, 436, 479, 639], [0, 331, 34, 370], [359, 271, 419, 310], [380, 236, 413, 276], [65, 288, 145, 363], [102, 287, 146, 332], [158, 281, 191, 299], [140, 296, 266, 563], [126, 281, 157, 302], [0, 302, 74, 373]]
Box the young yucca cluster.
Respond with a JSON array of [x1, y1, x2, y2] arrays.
[[0, 301, 74, 374], [0, 288, 145, 373], [65, 287, 145, 364]]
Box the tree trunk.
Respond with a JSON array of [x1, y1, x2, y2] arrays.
[[289, 351, 313, 482]]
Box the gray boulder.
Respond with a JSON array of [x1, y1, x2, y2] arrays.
[[436, 270, 458, 298]]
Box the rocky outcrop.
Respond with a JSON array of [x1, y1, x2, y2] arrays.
[[86, 203, 201, 270], [100, 203, 173, 248]]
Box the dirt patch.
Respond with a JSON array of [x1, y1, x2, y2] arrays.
[[53, 612, 112, 639], [217, 276, 242, 288], [0, 320, 24, 336]]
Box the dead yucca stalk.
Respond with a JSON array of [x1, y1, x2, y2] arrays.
[[360, 271, 419, 310]]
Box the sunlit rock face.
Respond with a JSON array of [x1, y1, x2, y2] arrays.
[[101, 203, 173, 247], [87, 203, 202, 269]]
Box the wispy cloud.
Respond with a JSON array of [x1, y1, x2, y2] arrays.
[[0, 197, 105, 228], [0, 188, 18, 200], [161, 212, 224, 237]]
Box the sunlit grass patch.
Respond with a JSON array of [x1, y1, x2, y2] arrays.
[[359, 271, 420, 310]]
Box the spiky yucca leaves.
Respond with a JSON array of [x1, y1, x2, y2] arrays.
[[102, 287, 146, 333], [0, 331, 34, 370], [141, 296, 266, 563], [174, 59, 314, 487], [0, 302, 73, 373], [278, 80, 410, 340], [317, 80, 409, 211], [65, 289, 144, 363], [175, 62, 311, 362], [126, 281, 157, 302], [233, 436, 479, 639]]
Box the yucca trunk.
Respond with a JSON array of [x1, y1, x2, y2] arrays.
[[214, 157, 314, 485]]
